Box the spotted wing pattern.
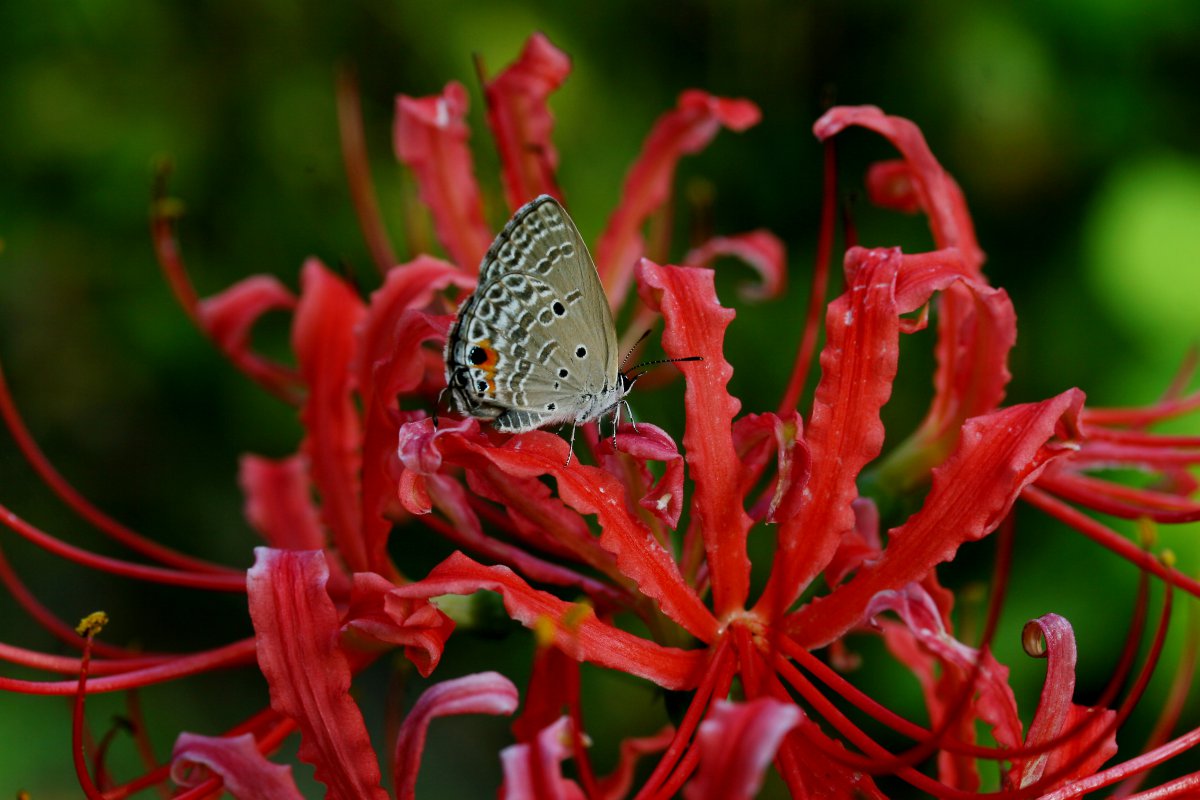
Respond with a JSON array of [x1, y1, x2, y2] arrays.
[[444, 195, 620, 433]]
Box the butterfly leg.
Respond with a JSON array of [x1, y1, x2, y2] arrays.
[[565, 422, 577, 467]]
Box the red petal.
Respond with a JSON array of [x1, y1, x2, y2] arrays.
[[392, 552, 706, 690], [864, 160, 923, 214], [484, 32, 571, 210], [637, 260, 752, 616], [394, 83, 492, 272], [759, 247, 905, 615], [343, 571, 454, 677], [171, 731, 303, 799], [402, 419, 718, 641], [596, 92, 761, 305], [239, 454, 325, 551], [246, 548, 388, 799], [814, 106, 983, 270], [392, 671, 519, 800], [500, 717, 586, 800], [791, 390, 1086, 648], [356, 255, 473, 394], [361, 309, 454, 564], [198, 275, 301, 401], [684, 230, 787, 301], [293, 259, 369, 572], [683, 699, 802, 800], [512, 644, 576, 743]]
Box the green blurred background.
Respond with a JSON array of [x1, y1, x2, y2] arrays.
[[2, 1, 1198, 797]]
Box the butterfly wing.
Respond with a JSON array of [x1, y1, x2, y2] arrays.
[[444, 195, 620, 432]]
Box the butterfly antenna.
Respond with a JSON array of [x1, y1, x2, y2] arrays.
[[620, 329, 653, 370], [627, 355, 703, 382]]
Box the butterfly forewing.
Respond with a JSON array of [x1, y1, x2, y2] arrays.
[[444, 195, 621, 432]]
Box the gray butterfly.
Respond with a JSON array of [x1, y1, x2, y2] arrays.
[[444, 195, 698, 455], [444, 194, 629, 442]]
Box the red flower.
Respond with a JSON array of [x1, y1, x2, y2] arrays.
[[2, 31, 1198, 800]]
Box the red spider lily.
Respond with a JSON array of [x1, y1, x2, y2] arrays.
[[2, 31, 1199, 800]]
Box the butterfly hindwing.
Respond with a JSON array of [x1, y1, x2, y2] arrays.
[[444, 196, 621, 432]]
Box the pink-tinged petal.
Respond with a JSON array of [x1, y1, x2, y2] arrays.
[[595, 726, 675, 800], [500, 717, 585, 800], [823, 497, 882, 587], [683, 699, 802, 800], [391, 552, 707, 690], [870, 584, 1022, 789], [293, 259, 370, 572], [239, 454, 325, 552], [596, 92, 761, 305], [759, 247, 904, 616], [393, 672, 519, 800], [246, 548, 388, 800], [394, 82, 492, 272], [343, 571, 454, 677], [731, 412, 809, 524], [484, 32, 570, 210], [791, 389, 1086, 648], [814, 106, 983, 270], [604, 423, 687, 530], [197, 275, 302, 401], [171, 731, 302, 800], [1018, 614, 1117, 789], [637, 260, 752, 616], [684, 230, 787, 301]]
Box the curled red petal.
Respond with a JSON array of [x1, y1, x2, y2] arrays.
[[683, 230, 787, 301], [171, 731, 303, 800], [239, 454, 325, 552], [392, 671, 519, 800], [637, 260, 751, 617], [596, 91, 761, 305], [864, 159, 923, 214], [293, 259, 369, 572], [595, 726, 675, 800], [500, 717, 585, 800], [343, 571, 454, 678], [1018, 614, 1118, 790], [246, 548, 388, 799], [394, 82, 492, 273], [683, 699, 802, 800], [484, 32, 570, 210], [814, 105, 983, 270], [391, 552, 706, 690], [198, 275, 302, 401], [791, 389, 1086, 648]]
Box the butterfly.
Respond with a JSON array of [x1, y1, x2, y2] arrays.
[[443, 195, 697, 457]]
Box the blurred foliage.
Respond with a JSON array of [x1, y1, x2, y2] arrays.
[[1, 1, 1198, 797]]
